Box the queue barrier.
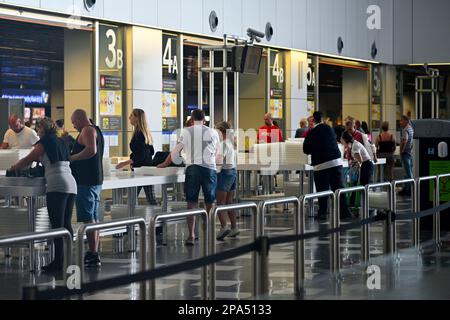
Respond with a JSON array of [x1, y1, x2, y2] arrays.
[[366, 183, 394, 255], [334, 186, 368, 276], [21, 174, 450, 300], [0, 229, 72, 286], [258, 197, 300, 296], [437, 174, 450, 246], [416, 176, 439, 251], [148, 209, 208, 300], [209, 203, 258, 300], [298, 191, 335, 295], [76, 217, 147, 300]]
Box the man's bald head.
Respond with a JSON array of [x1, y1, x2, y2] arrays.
[[8, 114, 24, 133], [71, 109, 91, 132], [264, 113, 273, 127]]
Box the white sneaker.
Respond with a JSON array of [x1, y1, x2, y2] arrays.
[[228, 228, 240, 238], [216, 228, 231, 241]]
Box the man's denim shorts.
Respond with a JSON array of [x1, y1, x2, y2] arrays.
[[76, 185, 102, 223], [184, 165, 217, 204], [217, 169, 237, 192]]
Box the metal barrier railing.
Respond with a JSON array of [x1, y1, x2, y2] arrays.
[[437, 174, 450, 246], [76, 217, 147, 299], [148, 209, 208, 300], [334, 186, 367, 275], [19, 173, 450, 300], [416, 176, 439, 251], [0, 229, 72, 283], [298, 191, 335, 294], [392, 179, 416, 252], [209, 203, 258, 300], [258, 197, 300, 295], [366, 183, 394, 255]]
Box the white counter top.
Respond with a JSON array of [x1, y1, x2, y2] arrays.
[[0, 171, 185, 197], [237, 159, 386, 175], [102, 171, 185, 190]]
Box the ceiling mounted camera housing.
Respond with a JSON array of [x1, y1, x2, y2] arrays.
[[209, 11, 219, 32], [265, 22, 273, 42], [84, 0, 96, 12]]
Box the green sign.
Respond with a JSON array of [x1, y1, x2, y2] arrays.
[[429, 161, 450, 202]]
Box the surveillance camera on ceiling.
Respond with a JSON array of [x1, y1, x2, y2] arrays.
[[247, 28, 265, 44], [84, 0, 96, 11]]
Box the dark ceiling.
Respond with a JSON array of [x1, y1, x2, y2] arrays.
[[0, 19, 64, 90]]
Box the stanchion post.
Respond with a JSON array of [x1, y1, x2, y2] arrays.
[[258, 197, 301, 296], [77, 218, 147, 300], [392, 179, 415, 255], [416, 176, 438, 252], [149, 210, 208, 300], [258, 236, 270, 297], [332, 192, 341, 278], [361, 188, 369, 265], [298, 191, 334, 295], [334, 187, 366, 273], [435, 174, 450, 247], [367, 183, 394, 256], [209, 203, 258, 300], [127, 187, 137, 252]]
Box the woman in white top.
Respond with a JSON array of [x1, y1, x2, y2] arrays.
[[341, 131, 374, 187], [214, 122, 239, 241]]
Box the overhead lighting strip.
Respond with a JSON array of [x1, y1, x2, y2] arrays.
[[0, 6, 93, 31]]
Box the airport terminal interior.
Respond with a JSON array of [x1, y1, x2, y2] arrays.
[[1, 0, 450, 302]]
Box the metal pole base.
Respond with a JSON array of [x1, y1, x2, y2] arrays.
[[434, 241, 442, 251], [295, 285, 306, 300], [330, 272, 343, 284]]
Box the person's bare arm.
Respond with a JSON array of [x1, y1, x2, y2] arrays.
[[10, 144, 45, 171], [0, 142, 9, 150], [158, 143, 184, 168], [70, 127, 97, 162], [354, 153, 363, 164], [116, 159, 133, 170]]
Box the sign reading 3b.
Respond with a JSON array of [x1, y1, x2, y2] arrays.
[[99, 24, 124, 70]]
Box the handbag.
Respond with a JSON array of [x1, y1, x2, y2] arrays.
[[6, 163, 45, 178], [151, 152, 185, 167]]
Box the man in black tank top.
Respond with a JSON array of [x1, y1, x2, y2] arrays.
[[70, 109, 104, 268]]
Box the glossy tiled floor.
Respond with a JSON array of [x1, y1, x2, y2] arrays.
[[1, 195, 450, 300]]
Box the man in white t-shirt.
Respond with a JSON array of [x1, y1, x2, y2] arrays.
[[158, 109, 220, 246], [1, 114, 39, 150]]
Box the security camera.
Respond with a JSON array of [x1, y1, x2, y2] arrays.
[[247, 28, 266, 43], [84, 0, 96, 11]]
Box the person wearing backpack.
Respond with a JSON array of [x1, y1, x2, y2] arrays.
[[117, 108, 157, 205]]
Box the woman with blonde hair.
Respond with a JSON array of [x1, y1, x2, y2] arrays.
[[117, 109, 157, 205], [214, 121, 239, 241], [10, 117, 77, 273]]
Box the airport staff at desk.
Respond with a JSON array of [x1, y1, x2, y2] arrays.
[[1, 114, 39, 150]]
